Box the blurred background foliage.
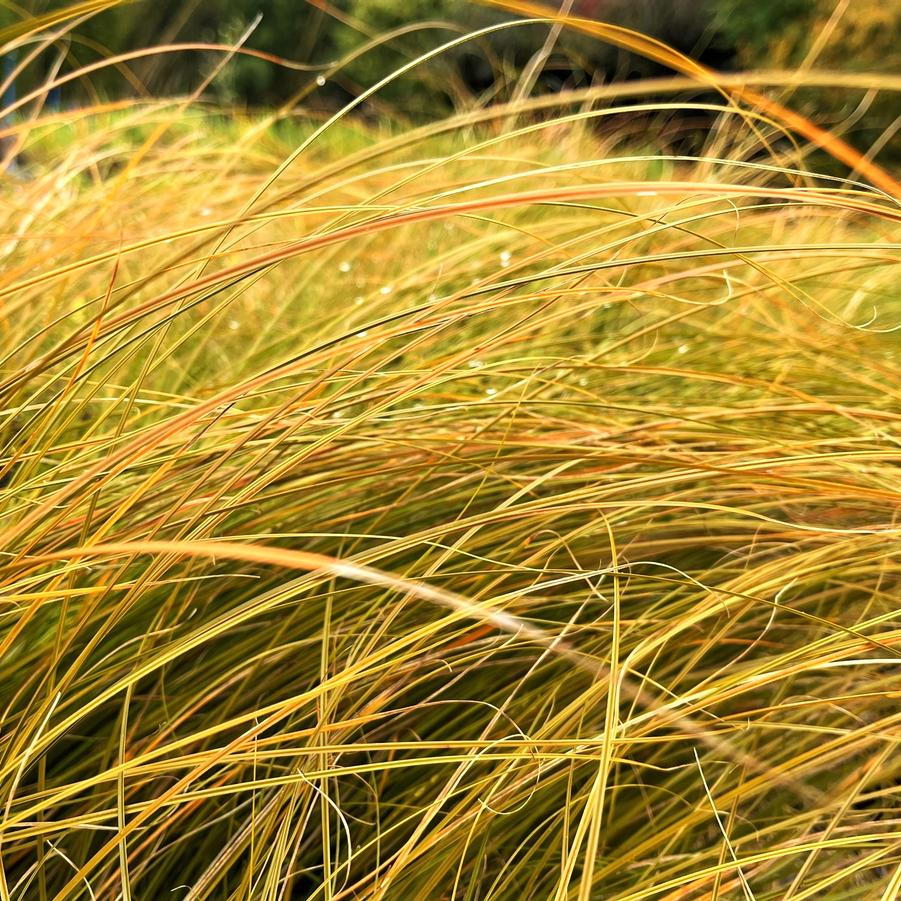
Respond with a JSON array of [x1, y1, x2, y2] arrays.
[[716, 0, 899, 70], [2, 0, 899, 154]]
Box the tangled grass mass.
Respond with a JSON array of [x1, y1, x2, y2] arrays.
[[1, 4, 901, 898]]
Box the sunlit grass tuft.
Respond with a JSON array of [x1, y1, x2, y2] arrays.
[[1, 12, 901, 900]]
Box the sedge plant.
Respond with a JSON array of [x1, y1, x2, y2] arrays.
[[0, 3, 900, 898]]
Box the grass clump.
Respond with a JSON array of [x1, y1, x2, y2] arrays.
[[1, 8, 900, 900]]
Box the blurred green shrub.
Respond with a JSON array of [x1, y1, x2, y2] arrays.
[[713, 0, 899, 72], [3, 0, 897, 116]]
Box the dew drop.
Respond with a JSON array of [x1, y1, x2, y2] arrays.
[[467, 360, 484, 369], [227, 319, 240, 331], [316, 75, 326, 87], [485, 387, 497, 396], [338, 260, 351, 273], [677, 344, 688, 354], [379, 285, 393, 295]]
